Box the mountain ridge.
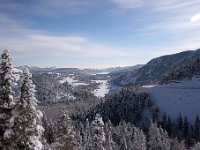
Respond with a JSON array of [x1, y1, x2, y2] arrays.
[[110, 48, 200, 86]]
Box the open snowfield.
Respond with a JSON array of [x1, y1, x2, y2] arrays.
[[144, 77, 200, 123], [92, 80, 109, 97], [59, 76, 88, 86]]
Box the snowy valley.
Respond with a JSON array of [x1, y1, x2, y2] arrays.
[[1, 49, 200, 150]]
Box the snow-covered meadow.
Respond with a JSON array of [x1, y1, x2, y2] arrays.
[[92, 80, 109, 97], [144, 77, 200, 123]]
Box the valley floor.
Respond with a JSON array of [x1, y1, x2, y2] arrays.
[[144, 77, 200, 123]]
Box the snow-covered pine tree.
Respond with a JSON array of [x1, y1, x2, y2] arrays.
[[42, 112, 48, 142], [159, 126, 171, 150], [105, 120, 117, 150], [91, 114, 105, 150], [56, 107, 78, 150], [125, 122, 134, 150], [170, 138, 186, 150], [0, 49, 14, 107], [0, 49, 15, 149], [148, 121, 170, 150], [132, 126, 147, 150], [85, 118, 92, 150], [47, 119, 56, 144], [118, 121, 128, 150], [12, 67, 44, 150], [192, 142, 200, 150], [75, 129, 83, 150], [120, 134, 128, 150]]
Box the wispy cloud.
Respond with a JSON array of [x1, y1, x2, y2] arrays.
[[152, 0, 199, 11], [109, 0, 143, 9], [0, 14, 131, 59], [191, 13, 200, 22]]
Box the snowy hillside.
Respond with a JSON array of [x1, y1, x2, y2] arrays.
[[144, 76, 200, 123], [111, 49, 200, 86]]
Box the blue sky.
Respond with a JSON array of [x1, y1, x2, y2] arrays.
[[0, 0, 200, 68]]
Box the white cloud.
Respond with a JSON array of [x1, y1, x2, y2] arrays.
[[191, 13, 200, 22], [109, 0, 143, 8], [0, 34, 131, 58], [152, 0, 199, 11], [0, 15, 131, 59]]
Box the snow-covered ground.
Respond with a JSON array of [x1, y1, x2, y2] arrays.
[[73, 82, 88, 86], [144, 77, 200, 123], [59, 76, 88, 86], [142, 85, 157, 88], [59, 77, 77, 84], [93, 80, 109, 97], [96, 72, 109, 75], [91, 72, 109, 76], [59, 74, 109, 97]]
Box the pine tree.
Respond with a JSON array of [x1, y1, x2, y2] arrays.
[[12, 67, 44, 150], [0, 49, 15, 149], [170, 138, 186, 150], [166, 116, 173, 137], [194, 115, 200, 141], [42, 112, 48, 142], [183, 117, 189, 138], [105, 120, 117, 150], [161, 113, 167, 130], [132, 126, 147, 150], [0, 49, 14, 107], [148, 121, 170, 150], [91, 114, 105, 150], [178, 113, 183, 130], [192, 142, 200, 150], [85, 118, 92, 150], [56, 107, 78, 150], [75, 130, 83, 150], [125, 122, 134, 150], [177, 113, 183, 140], [47, 119, 56, 144]]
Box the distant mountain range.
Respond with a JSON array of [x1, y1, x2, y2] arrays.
[[110, 48, 200, 86], [16, 48, 200, 87]]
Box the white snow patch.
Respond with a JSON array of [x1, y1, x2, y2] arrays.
[[59, 77, 78, 84], [4, 129, 13, 139], [56, 73, 61, 76], [93, 80, 109, 97], [73, 82, 88, 86], [48, 72, 53, 74], [13, 74, 21, 81], [96, 72, 109, 75], [142, 85, 157, 88], [59, 76, 88, 86], [30, 136, 43, 150]]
